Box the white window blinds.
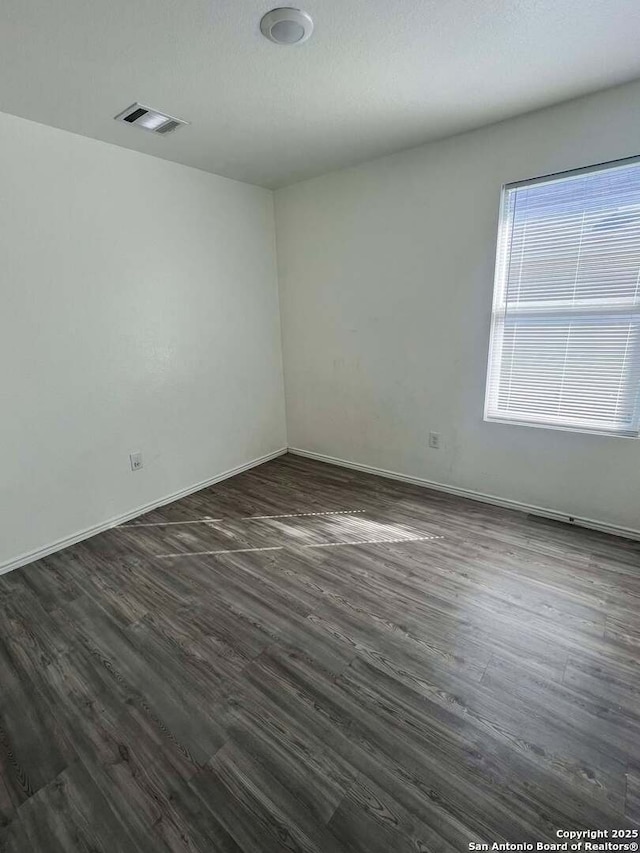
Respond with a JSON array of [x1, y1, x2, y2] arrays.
[[484, 158, 640, 437]]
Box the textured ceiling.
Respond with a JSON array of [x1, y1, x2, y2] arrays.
[[1, 0, 640, 188]]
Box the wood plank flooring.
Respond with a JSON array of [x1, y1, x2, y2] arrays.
[[0, 453, 639, 850]]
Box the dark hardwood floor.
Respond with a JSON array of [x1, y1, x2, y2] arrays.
[[1, 453, 639, 851]]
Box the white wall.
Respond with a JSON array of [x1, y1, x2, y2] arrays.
[[0, 110, 286, 570], [275, 79, 640, 534]]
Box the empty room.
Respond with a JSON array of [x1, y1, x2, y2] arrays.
[[1, 0, 640, 849]]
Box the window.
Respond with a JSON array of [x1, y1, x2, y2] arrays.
[[484, 158, 640, 437]]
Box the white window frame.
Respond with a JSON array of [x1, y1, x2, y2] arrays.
[[484, 157, 640, 439]]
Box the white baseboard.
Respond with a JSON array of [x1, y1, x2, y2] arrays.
[[288, 447, 640, 542], [4, 443, 637, 577], [0, 447, 288, 576]]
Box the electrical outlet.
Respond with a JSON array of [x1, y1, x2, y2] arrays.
[[129, 451, 143, 471], [428, 431, 440, 449]]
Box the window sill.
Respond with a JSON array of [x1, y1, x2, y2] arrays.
[[483, 414, 639, 439]]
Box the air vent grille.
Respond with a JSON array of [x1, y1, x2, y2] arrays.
[[114, 103, 188, 135], [123, 107, 148, 124], [155, 120, 181, 135]]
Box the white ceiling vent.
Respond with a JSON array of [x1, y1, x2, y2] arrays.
[[114, 103, 188, 135]]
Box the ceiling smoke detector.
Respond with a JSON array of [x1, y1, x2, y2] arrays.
[[114, 103, 188, 135], [260, 8, 314, 45]]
